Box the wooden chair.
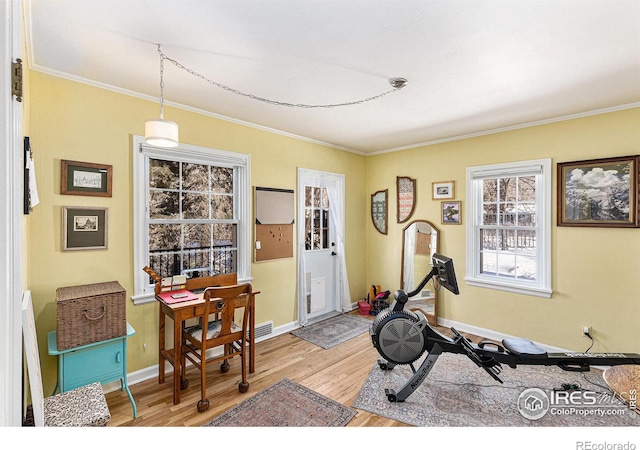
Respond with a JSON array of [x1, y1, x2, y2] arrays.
[[181, 283, 253, 412], [22, 291, 111, 426]]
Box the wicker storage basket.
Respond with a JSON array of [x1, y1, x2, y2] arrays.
[[56, 281, 126, 351]]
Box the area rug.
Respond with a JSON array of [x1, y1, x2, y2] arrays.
[[204, 378, 356, 426], [353, 353, 639, 427], [290, 313, 371, 349]]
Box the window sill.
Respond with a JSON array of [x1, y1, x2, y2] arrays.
[[464, 277, 552, 299], [131, 293, 155, 306]]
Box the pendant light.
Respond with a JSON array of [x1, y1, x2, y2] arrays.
[[145, 45, 179, 147]]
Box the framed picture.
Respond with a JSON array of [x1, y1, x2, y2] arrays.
[[371, 189, 388, 235], [62, 206, 108, 251], [432, 180, 455, 200], [396, 176, 416, 223], [61, 159, 113, 197], [442, 201, 461, 224], [557, 156, 639, 228]]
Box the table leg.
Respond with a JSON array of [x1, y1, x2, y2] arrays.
[[249, 295, 255, 373], [159, 306, 165, 384], [173, 314, 181, 405], [124, 382, 138, 418]]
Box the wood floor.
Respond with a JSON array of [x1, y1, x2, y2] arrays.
[[105, 311, 484, 427]]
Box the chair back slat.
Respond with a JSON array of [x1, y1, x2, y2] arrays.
[[202, 284, 252, 341]]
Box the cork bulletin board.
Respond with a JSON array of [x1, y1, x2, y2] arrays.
[[415, 231, 431, 255], [254, 187, 295, 262]]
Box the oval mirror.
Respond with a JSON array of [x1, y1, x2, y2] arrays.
[[400, 220, 439, 323]]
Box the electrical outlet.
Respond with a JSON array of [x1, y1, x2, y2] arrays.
[[583, 326, 591, 335]]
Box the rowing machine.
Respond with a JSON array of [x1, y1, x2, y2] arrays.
[[369, 253, 640, 402]]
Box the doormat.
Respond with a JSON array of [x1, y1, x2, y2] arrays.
[[353, 353, 639, 427], [290, 313, 371, 349], [203, 378, 356, 427]]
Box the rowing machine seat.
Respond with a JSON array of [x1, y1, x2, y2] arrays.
[[502, 338, 547, 358]]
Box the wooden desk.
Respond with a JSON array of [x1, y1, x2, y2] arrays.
[[156, 274, 258, 405]]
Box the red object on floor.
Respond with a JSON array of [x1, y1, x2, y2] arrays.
[[358, 301, 371, 315]]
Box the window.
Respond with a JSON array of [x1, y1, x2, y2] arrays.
[[132, 137, 251, 304], [304, 186, 329, 251], [465, 159, 551, 298]]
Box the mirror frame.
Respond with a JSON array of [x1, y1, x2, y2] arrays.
[[400, 219, 440, 324]]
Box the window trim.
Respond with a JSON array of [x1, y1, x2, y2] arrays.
[[465, 158, 552, 298], [131, 136, 251, 305]]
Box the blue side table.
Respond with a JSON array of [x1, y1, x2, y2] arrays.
[[47, 322, 137, 418]]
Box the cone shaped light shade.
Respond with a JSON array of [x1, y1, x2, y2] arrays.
[[145, 119, 179, 147]]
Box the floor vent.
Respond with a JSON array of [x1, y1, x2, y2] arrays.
[[253, 321, 273, 340]]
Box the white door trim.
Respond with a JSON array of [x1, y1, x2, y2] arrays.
[[0, 0, 24, 427]]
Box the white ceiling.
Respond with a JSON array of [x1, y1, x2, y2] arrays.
[[24, 0, 640, 154]]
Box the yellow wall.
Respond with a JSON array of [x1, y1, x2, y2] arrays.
[[366, 108, 640, 353], [26, 71, 367, 395], [26, 68, 639, 396]]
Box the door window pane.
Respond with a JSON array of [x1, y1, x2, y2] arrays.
[[304, 186, 329, 251]]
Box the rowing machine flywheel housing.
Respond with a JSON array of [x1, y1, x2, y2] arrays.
[[371, 307, 427, 365]]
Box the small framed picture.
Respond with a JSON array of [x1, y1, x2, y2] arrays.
[[61, 160, 113, 197], [441, 201, 461, 224], [432, 180, 455, 200], [62, 206, 108, 251]]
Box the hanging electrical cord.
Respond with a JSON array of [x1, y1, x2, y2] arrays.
[[155, 44, 408, 108], [584, 331, 594, 353]]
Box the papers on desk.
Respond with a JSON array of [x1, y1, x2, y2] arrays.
[[158, 289, 198, 304]]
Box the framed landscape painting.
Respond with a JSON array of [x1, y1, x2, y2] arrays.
[[557, 156, 639, 228]]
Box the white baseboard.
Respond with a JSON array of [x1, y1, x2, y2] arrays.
[[436, 316, 569, 352], [436, 317, 609, 370]]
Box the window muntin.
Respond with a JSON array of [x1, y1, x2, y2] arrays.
[[466, 159, 551, 298]]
